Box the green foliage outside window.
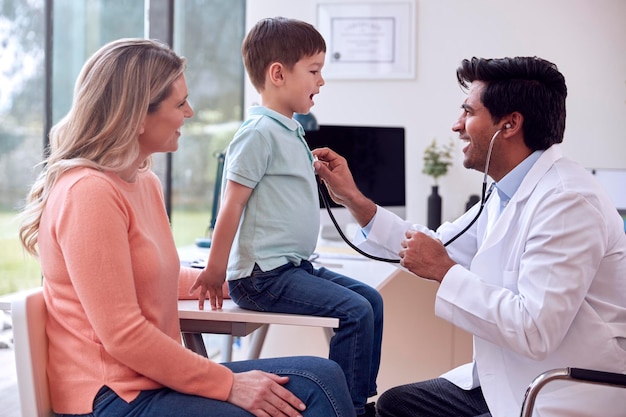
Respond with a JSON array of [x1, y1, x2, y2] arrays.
[[0, 0, 246, 296]]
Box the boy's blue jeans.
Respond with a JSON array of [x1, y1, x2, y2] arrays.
[[56, 356, 355, 417], [229, 260, 384, 415]]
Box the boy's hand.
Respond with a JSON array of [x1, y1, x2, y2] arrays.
[[189, 266, 226, 311]]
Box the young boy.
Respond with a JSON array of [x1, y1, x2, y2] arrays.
[[191, 17, 382, 417]]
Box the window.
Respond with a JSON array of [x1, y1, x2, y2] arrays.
[[0, 0, 245, 295], [0, 0, 46, 293], [170, 0, 244, 246], [50, 1, 145, 123]]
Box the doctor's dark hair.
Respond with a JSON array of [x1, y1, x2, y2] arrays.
[[456, 56, 567, 151], [242, 16, 326, 92]]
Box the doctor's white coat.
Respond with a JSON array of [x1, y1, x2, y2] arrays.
[[358, 145, 626, 416]]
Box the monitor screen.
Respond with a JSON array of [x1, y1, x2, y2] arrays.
[[303, 125, 406, 209]]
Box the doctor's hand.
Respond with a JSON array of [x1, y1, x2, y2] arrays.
[[400, 230, 456, 283], [312, 147, 359, 207], [189, 265, 227, 311], [313, 147, 377, 227]]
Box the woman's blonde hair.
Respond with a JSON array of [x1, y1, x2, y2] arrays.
[[19, 38, 186, 256]]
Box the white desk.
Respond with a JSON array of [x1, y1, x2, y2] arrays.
[[178, 299, 338, 359], [176, 242, 398, 361], [311, 247, 400, 290]]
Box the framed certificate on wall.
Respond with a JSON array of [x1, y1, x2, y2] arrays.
[[317, 1, 416, 80]]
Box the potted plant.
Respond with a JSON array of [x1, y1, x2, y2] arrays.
[[422, 138, 454, 229]]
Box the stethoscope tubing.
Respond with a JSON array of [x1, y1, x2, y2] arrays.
[[319, 128, 501, 263]]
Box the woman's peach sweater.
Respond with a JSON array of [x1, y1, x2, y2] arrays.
[[38, 167, 233, 414]]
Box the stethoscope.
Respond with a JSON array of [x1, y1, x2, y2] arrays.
[[318, 127, 505, 263]]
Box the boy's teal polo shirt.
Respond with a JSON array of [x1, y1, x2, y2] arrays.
[[224, 106, 320, 281]]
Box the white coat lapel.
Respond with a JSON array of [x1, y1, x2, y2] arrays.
[[476, 145, 563, 254]]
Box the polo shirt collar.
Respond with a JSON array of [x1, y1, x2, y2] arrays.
[[247, 105, 302, 135]]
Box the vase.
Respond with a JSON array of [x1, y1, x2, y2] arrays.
[[427, 185, 442, 230]]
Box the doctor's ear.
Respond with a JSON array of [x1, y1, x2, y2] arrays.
[[502, 112, 523, 133]]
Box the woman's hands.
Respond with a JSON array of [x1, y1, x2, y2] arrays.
[[228, 371, 306, 417]]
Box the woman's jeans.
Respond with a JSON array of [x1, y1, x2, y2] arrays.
[[229, 260, 384, 415], [56, 356, 355, 417]]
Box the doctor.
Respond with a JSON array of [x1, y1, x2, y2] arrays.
[[313, 56, 626, 417]]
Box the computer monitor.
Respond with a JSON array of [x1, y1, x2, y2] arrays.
[[303, 124, 406, 240]]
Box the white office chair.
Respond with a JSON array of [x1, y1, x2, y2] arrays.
[[12, 287, 54, 417], [519, 367, 626, 417]]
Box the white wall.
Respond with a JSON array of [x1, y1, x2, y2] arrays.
[[245, 0, 626, 225]]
